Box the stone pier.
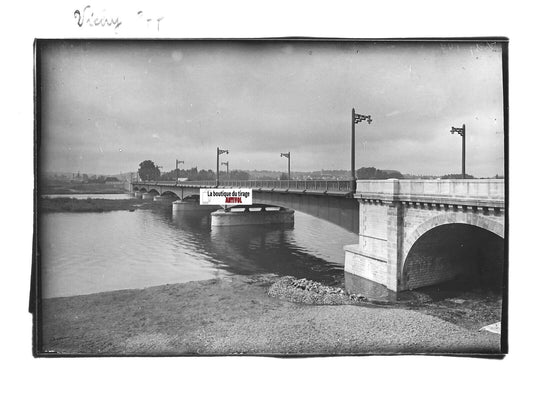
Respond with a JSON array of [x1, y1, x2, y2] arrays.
[[211, 205, 294, 227]]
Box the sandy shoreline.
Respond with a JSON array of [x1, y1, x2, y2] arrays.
[[40, 274, 501, 356]]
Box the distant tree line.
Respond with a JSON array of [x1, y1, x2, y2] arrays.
[[440, 173, 475, 179], [356, 167, 404, 180], [87, 175, 107, 183], [159, 167, 215, 181], [136, 161, 502, 182], [142, 162, 242, 182]]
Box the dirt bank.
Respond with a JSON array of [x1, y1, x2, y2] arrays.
[[40, 274, 501, 356]]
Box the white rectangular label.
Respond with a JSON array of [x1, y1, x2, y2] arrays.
[[200, 188, 253, 205]]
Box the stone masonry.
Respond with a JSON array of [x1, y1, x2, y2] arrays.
[[344, 179, 505, 292]]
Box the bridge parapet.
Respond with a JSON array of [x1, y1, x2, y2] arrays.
[[132, 179, 353, 194], [217, 180, 352, 192], [132, 178, 505, 207], [356, 179, 504, 208]]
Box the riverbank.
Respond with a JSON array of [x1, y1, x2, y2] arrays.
[[42, 183, 128, 195], [39, 196, 176, 213], [41, 274, 501, 356], [40, 197, 146, 213]]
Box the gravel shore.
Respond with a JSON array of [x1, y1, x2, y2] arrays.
[[40, 274, 501, 356]]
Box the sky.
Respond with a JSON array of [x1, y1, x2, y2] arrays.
[[39, 40, 505, 177]]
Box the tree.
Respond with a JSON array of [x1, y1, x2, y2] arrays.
[[160, 169, 178, 181], [197, 169, 215, 180], [221, 170, 250, 181], [280, 173, 289, 180], [356, 167, 404, 180], [138, 160, 161, 181], [441, 173, 474, 179]]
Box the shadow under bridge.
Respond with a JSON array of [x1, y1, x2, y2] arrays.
[[251, 190, 359, 233]]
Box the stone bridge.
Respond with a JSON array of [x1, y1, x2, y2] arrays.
[[131, 179, 359, 232], [347, 179, 504, 292], [131, 178, 505, 292]]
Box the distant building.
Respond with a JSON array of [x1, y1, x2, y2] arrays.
[[104, 177, 122, 184]]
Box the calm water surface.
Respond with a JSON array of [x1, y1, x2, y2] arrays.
[[41, 194, 358, 298]]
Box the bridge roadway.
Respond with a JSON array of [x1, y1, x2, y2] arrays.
[[131, 178, 505, 292]]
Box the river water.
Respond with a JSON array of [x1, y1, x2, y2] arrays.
[[40, 194, 359, 298]]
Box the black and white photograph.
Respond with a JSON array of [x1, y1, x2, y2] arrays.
[[33, 38, 507, 356]]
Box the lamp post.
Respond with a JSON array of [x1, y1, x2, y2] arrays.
[[450, 124, 466, 179], [280, 152, 290, 180], [351, 108, 372, 193], [221, 161, 229, 179], [216, 147, 229, 187], [175, 159, 184, 181]]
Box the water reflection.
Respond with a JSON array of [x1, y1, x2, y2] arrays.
[[41, 204, 355, 298], [169, 209, 345, 285], [208, 224, 343, 285]]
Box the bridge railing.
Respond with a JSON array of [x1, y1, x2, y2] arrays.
[[133, 179, 353, 192], [131, 179, 504, 204], [177, 180, 217, 186], [217, 180, 352, 191]]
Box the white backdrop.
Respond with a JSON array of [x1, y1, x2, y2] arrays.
[[1, 1, 530, 392]]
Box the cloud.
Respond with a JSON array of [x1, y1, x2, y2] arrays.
[[39, 41, 504, 177], [385, 110, 401, 117]]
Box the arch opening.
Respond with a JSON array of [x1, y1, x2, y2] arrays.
[[139, 188, 147, 192], [148, 189, 160, 195], [132, 187, 139, 191], [161, 191, 179, 199], [182, 194, 199, 202], [403, 223, 504, 293]]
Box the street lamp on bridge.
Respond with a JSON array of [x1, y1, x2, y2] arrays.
[[280, 152, 291, 180], [221, 161, 229, 179], [351, 108, 372, 193], [216, 147, 229, 187], [175, 159, 184, 181], [450, 124, 466, 179]]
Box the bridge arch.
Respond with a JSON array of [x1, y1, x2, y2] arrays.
[[148, 188, 160, 195], [183, 194, 200, 201], [132, 186, 139, 191], [401, 213, 504, 290], [161, 191, 179, 199], [139, 187, 147, 192]]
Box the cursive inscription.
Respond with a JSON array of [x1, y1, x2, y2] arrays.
[[74, 6, 122, 31], [137, 11, 164, 31], [73, 6, 165, 32]]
